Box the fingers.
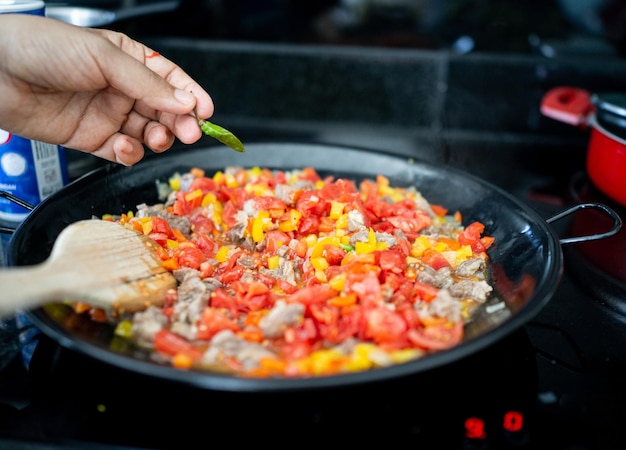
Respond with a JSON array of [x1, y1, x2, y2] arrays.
[[89, 133, 145, 166], [94, 29, 214, 119], [144, 122, 175, 152]]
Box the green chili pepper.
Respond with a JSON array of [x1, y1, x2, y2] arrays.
[[339, 243, 354, 252], [194, 108, 245, 152]]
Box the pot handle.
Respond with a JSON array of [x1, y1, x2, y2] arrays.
[[546, 202, 622, 244], [540, 86, 594, 128]]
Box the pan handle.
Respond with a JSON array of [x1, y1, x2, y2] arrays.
[[545, 202, 622, 244], [0, 191, 35, 234]]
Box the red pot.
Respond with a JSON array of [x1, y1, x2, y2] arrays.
[[541, 86, 626, 207]]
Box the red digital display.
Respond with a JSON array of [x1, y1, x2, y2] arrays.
[[503, 411, 524, 432], [464, 417, 487, 439]]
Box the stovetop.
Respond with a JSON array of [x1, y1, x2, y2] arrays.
[[1, 160, 625, 449]]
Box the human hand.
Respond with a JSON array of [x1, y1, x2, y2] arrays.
[[0, 14, 214, 166]]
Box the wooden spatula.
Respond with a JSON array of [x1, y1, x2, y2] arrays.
[[0, 219, 177, 319]]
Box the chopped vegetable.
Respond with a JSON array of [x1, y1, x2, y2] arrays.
[[99, 166, 497, 379]]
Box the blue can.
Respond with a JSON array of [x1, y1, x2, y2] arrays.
[[0, 1, 70, 222], [0, 1, 45, 15]]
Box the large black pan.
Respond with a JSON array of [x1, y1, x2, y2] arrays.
[[5, 143, 620, 392]]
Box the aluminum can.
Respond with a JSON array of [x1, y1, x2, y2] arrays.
[[0, 1, 70, 222], [0, 1, 45, 15]]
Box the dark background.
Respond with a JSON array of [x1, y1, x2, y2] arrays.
[[54, 0, 626, 199]]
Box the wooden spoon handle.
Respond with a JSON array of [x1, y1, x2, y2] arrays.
[[0, 263, 176, 318], [0, 263, 85, 317]]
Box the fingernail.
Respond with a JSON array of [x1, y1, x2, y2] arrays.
[[175, 89, 195, 105]]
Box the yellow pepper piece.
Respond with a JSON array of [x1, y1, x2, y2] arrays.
[[248, 166, 262, 177], [315, 269, 328, 283], [141, 219, 153, 235], [267, 255, 280, 270], [308, 349, 343, 375], [201, 192, 218, 207], [246, 183, 272, 197], [278, 208, 302, 232], [224, 172, 238, 188], [311, 236, 341, 258], [252, 217, 265, 243], [215, 246, 230, 263], [114, 320, 133, 338], [311, 256, 329, 271], [355, 241, 374, 254], [344, 343, 378, 372], [184, 188, 203, 203], [410, 236, 432, 257], [328, 272, 346, 291], [251, 211, 271, 243], [389, 348, 422, 364], [329, 201, 345, 219], [305, 234, 318, 248], [457, 245, 473, 259], [335, 213, 348, 230], [355, 232, 378, 254], [168, 175, 180, 191]]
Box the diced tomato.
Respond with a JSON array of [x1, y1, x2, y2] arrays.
[[321, 308, 362, 344], [148, 232, 169, 247], [276, 278, 298, 294], [220, 201, 238, 228], [176, 246, 207, 270], [194, 234, 218, 257], [196, 307, 240, 340], [386, 210, 431, 235], [280, 340, 313, 361], [413, 281, 440, 302], [377, 250, 406, 274], [363, 307, 408, 345], [151, 217, 173, 236], [309, 303, 340, 326], [298, 215, 320, 235], [296, 191, 327, 216], [264, 230, 291, 254], [154, 329, 203, 359], [323, 245, 346, 266], [318, 178, 357, 202], [408, 321, 463, 350], [430, 204, 448, 216], [210, 288, 238, 317], [345, 272, 382, 308], [421, 248, 452, 270], [458, 221, 488, 253], [296, 167, 322, 183], [188, 176, 217, 194], [254, 196, 287, 211], [286, 284, 336, 305], [220, 265, 246, 284], [190, 214, 216, 235], [236, 281, 272, 311]]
